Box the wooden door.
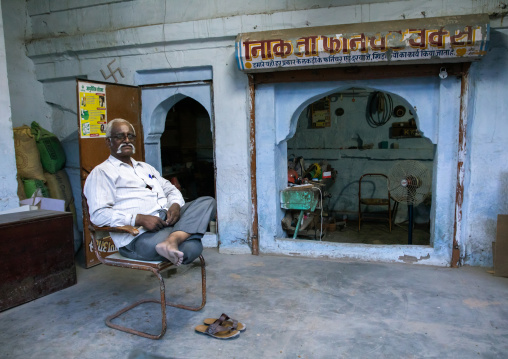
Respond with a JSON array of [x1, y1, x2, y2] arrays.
[[76, 80, 144, 267]]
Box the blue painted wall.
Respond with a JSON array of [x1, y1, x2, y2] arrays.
[[2, 0, 508, 265], [0, 3, 18, 212], [461, 29, 508, 266]]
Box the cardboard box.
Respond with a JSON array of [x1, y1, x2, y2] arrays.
[[19, 197, 65, 212]]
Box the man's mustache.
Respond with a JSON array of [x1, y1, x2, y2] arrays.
[[117, 143, 136, 154]]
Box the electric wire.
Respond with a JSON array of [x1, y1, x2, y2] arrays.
[[366, 91, 393, 128]]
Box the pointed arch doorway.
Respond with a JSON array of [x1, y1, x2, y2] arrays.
[[161, 97, 215, 201], [138, 79, 217, 246]]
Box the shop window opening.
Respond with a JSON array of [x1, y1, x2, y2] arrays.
[[284, 87, 434, 246]]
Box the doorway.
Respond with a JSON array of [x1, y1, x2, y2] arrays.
[[139, 80, 218, 245], [160, 97, 215, 201]]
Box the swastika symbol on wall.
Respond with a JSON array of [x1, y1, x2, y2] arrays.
[[100, 59, 125, 83]]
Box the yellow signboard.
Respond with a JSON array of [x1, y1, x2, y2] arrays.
[[235, 14, 490, 72], [78, 81, 107, 138]]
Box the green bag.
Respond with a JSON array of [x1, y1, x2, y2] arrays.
[[31, 121, 66, 174], [23, 179, 49, 198]]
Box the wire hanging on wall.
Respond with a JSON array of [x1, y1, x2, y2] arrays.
[[366, 91, 393, 128]]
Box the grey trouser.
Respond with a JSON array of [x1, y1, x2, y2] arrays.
[[119, 196, 216, 264]]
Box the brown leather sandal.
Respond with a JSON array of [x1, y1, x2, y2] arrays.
[[195, 315, 240, 339], [203, 313, 246, 332]]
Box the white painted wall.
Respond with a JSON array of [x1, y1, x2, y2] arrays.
[[0, 0, 506, 265], [0, 0, 19, 211]]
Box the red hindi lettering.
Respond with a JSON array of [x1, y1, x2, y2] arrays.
[[408, 29, 427, 49], [243, 40, 273, 61], [296, 36, 319, 56], [451, 26, 473, 46], [368, 34, 386, 51], [272, 40, 292, 58], [428, 28, 449, 48], [349, 34, 367, 52], [321, 36, 342, 55]]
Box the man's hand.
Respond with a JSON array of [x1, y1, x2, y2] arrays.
[[166, 203, 181, 226], [135, 214, 167, 232]]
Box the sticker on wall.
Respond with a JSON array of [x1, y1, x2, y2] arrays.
[[78, 81, 107, 138]]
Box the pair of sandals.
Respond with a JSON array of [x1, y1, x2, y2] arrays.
[[195, 313, 246, 339]]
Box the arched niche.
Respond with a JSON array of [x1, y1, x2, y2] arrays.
[[276, 80, 437, 146]]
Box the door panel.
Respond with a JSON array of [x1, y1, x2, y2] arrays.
[[77, 79, 143, 267]]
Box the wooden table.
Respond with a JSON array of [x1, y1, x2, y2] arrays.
[[0, 210, 76, 311]]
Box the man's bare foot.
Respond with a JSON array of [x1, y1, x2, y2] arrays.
[[155, 242, 184, 266]]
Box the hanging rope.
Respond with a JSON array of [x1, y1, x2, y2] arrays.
[[366, 91, 393, 128]]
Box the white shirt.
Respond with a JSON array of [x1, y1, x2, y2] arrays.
[[84, 155, 185, 248]]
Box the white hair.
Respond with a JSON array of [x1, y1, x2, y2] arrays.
[[106, 118, 136, 137]]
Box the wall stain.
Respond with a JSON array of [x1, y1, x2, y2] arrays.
[[463, 298, 501, 308], [248, 262, 265, 267], [399, 253, 430, 263]]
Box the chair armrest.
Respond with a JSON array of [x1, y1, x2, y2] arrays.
[[89, 224, 140, 236]]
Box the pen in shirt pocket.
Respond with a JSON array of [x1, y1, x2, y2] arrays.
[[146, 174, 156, 190]]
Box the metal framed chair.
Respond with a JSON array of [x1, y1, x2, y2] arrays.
[[358, 173, 392, 232], [82, 194, 206, 340]]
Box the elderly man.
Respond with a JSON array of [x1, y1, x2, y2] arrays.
[[84, 118, 216, 266]]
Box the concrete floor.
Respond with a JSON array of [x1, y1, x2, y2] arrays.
[[1, 248, 508, 358], [323, 220, 430, 245], [290, 219, 430, 245]]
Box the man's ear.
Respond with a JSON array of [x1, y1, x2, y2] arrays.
[[106, 138, 112, 147]]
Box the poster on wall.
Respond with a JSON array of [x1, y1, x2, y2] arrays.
[[78, 81, 107, 138], [311, 97, 331, 128]]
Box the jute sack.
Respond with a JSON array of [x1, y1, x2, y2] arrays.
[[13, 125, 45, 181], [17, 175, 27, 200], [44, 170, 77, 222], [31, 121, 66, 174], [23, 179, 49, 198]]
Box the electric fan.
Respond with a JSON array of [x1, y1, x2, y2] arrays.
[[388, 160, 431, 244]]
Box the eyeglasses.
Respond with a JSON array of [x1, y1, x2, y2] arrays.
[[110, 133, 136, 141]]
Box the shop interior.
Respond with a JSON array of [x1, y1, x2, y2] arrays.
[[284, 87, 435, 245]]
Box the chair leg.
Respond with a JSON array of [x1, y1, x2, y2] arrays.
[[358, 204, 361, 232], [105, 268, 167, 340], [388, 201, 392, 233], [105, 255, 206, 340], [166, 254, 207, 311]]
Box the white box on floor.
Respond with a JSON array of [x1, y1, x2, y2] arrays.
[[19, 197, 65, 212]]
